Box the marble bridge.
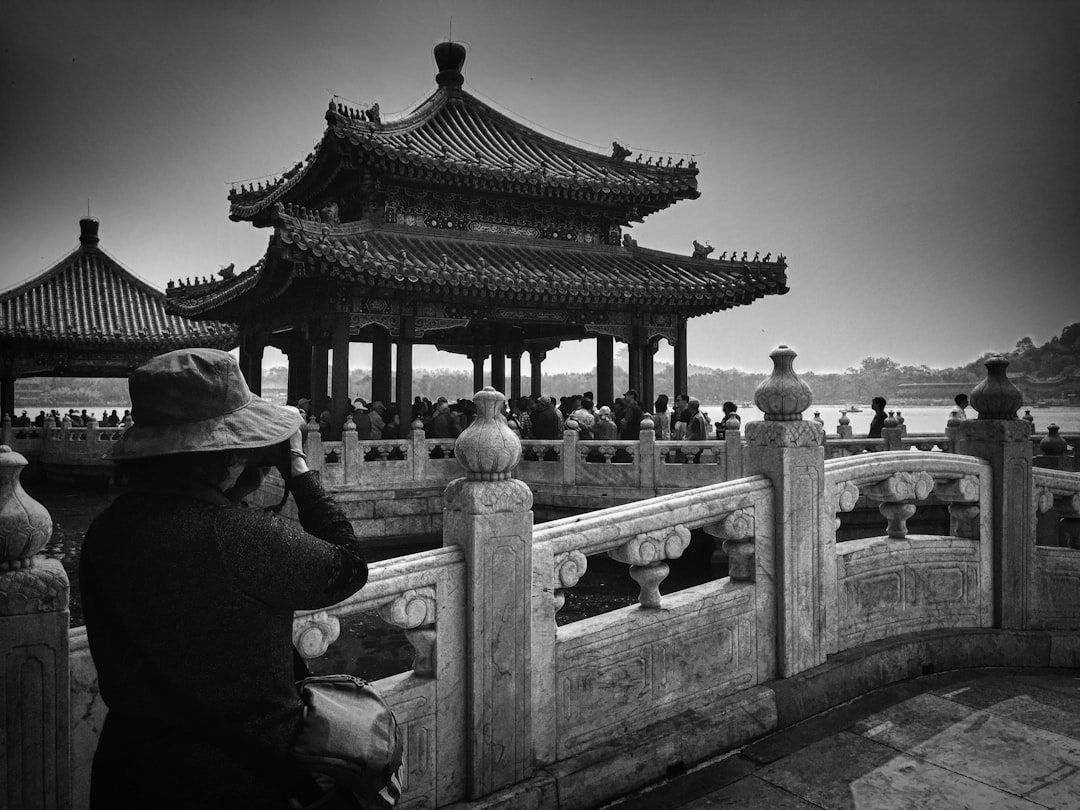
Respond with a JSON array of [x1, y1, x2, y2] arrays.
[[4, 349, 1080, 810]]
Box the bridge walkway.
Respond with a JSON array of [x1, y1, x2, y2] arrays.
[[601, 668, 1080, 810]]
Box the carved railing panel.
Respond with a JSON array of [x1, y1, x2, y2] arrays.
[[1030, 468, 1080, 629], [825, 453, 993, 651], [291, 546, 467, 807], [536, 476, 776, 757]]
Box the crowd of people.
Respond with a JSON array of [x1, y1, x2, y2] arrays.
[[287, 389, 743, 443], [9, 408, 131, 428]]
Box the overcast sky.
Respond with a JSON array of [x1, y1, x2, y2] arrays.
[[2, 1, 1077, 378]]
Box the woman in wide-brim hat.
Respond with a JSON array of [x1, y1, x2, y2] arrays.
[[80, 348, 368, 810]]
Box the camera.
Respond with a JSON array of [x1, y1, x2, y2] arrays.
[[249, 439, 290, 471]]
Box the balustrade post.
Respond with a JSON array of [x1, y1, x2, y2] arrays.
[[638, 414, 656, 490], [342, 413, 360, 483], [0, 445, 70, 810], [442, 387, 538, 797], [1035, 424, 1070, 472], [562, 427, 577, 487], [743, 346, 827, 677], [836, 410, 852, 439], [945, 409, 962, 451], [411, 419, 428, 482], [954, 356, 1034, 628], [725, 424, 743, 480], [882, 412, 902, 451], [301, 415, 323, 480]]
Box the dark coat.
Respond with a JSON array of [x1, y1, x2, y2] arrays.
[[531, 404, 563, 440], [80, 472, 367, 809]]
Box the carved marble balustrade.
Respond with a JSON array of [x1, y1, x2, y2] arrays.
[[36, 352, 1080, 810]]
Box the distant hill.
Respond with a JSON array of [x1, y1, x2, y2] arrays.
[[14, 323, 1079, 409]]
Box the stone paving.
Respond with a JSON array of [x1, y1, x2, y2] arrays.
[[601, 668, 1080, 810]]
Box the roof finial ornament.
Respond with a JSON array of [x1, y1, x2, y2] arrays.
[[434, 41, 467, 89], [611, 142, 631, 162], [692, 240, 714, 259]]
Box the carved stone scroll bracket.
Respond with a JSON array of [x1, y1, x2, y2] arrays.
[[935, 474, 980, 504], [936, 474, 982, 540], [608, 525, 691, 608], [1034, 486, 1055, 540], [948, 504, 981, 540], [833, 481, 860, 531], [860, 471, 934, 504], [378, 587, 438, 677], [1035, 486, 1055, 515], [553, 550, 588, 618], [377, 587, 436, 629], [879, 502, 918, 539], [293, 611, 341, 660], [703, 510, 756, 581]]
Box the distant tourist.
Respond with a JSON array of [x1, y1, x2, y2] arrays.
[[685, 398, 709, 440], [868, 397, 887, 438], [532, 395, 562, 440], [368, 401, 386, 439], [79, 347, 367, 809], [672, 393, 690, 439], [716, 401, 740, 438], [107, 410, 119, 427], [619, 389, 645, 440], [954, 393, 969, 420], [653, 394, 671, 440], [594, 406, 618, 440]]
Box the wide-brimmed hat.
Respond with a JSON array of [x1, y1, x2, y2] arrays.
[[109, 348, 303, 460]]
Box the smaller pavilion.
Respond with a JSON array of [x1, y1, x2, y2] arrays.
[[0, 218, 236, 416]]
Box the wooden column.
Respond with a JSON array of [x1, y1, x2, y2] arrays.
[[395, 316, 414, 433], [596, 335, 614, 407], [372, 329, 393, 405], [627, 329, 644, 397], [529, 349, 546, 398], [238, 332, 264, 396], [472, 350, 486, 394], [491, 331, 507, 396], [0, 371, 14, 420], [509, 349, 522, 402], [642, 338, 657, 410], [310, 341, 329, 411], [287, 333, 311, 404], [674, 316, 688, 397], [330, 315, 351, 438]]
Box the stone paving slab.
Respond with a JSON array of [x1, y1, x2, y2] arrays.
[[599, 668, 1080, 810]]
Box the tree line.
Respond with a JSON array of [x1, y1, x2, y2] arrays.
[[16, 322, 1079, 407]]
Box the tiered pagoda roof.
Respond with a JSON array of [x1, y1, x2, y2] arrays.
[[0, 219, 234, 374], [168, 210, 786, 322], [228, 42, 700, 228], [168, 43, 788, 352]]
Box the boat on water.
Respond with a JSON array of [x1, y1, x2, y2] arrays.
[[1033, 401, 1050, 408], [846, 405, 863, 413]]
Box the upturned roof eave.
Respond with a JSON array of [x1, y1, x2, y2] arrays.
[[228, 83, 700, 222], [169, 218, 787, 321]]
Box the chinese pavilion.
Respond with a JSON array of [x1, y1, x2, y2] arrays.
[[166, 43, 788, 434], [0, 218, 235, 418]]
